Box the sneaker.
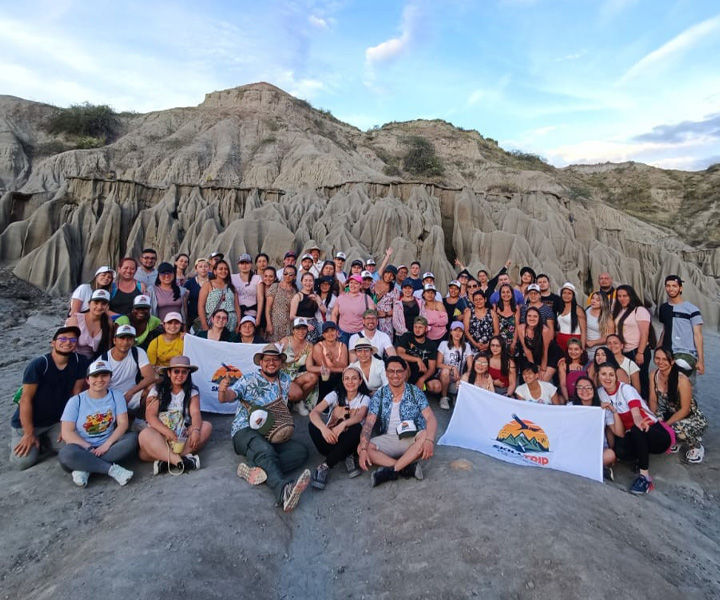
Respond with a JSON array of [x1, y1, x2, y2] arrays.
[[282, 469, 311, 512], [71, 470, 90, 488], [345, 455, 362, 479], [311, 463, 329, 490], [371, 466, 399, 488], [401, 461, 424, 480], [669, 444, 681, 454], [685, 445, 705, 464], [292, 402, 309, 416], [629, 474, 653, 496], [237, 462, 268, 485], [439, 396, 450, 410], [153, 460, 169, 476], [603, 466, 614, 482], [108, 464, 134, 486], [182, 454, 201, 471]]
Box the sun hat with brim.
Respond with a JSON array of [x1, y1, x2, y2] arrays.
[[87, 359, 113, 376], [253, 343, 287, 366], [157, 262, 174, 274], [54, 325, 81, 340], [95, 266, 116, 279], [164, 312, 184, 324], [91, 289, 111, 302], [353, 339, 378, 354], [133, 294, 152, 308], [560, 282, 576, 293], [158, 355, 198, 374], [115, 324, 137, 338]]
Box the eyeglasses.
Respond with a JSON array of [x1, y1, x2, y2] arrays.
[[56, 336, 78, 343], [141, 256, 156, 261], [386, 369, 405, 375], [576, 385, 594, 392]]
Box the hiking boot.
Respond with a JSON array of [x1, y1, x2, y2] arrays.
[[371, 467, 399, 488], [237, 462, 267, 485], [182, 454, 201, 471], [603, 466, 614, 482], [281, 469, 311, 512], [685, 445, 705, 464], [108, 464, 134, 486], [669, 444, 680, 454], [345, 454, 362, 478], [629, 474, 653, 496], [401, 461, 424, 480], [72, 470, 90, 488], [439, 396, 450, 410], [311, 463, 329, 490], [153, 460, 169, 476]]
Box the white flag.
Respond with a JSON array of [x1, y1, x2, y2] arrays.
[[183, 335, 265, 414], [438, 382, 604, 482]]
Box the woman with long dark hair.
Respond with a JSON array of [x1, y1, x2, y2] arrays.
[[492, 283, 519, 356], [558, 338, 589, 402], [462, 352, 495, 392], [649, 348, 707, 464], [138, 356, 212, 474], [464, 290, 493, 355], [556, 282, 586, 353], [232, 254, 263, 320], [290, 272, 322, 343], [606, 333, 641, 392], [315, 276, 337, 323], [436, 322, 473, 408], [571, 376, 617, 478], [152, 262, 188, 324], [516, 306, 562, 382], [613, 284, 652, 398], [586, 346, 630, 388], [193, 309, 239, 342], [109, 257, 146, 316], [585, 291, 614, 360], [70, 266, 115, 315], [66, 289, 113, 360], [308, 365, 370, 489], [174, 253, 190, 287], [487, 335, 516, 396], [185, 258, 210, 331], [198, 259, 241, 333], [598, 363, 671, 495]]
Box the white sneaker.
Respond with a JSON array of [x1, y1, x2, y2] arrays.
[[669, 444, 680, 454], [108, 464, 134, 486], [439, 396, 450, 410], [72, 471, 90, 488], [685, 445, 704, 464], [293, 402, 309, 416]]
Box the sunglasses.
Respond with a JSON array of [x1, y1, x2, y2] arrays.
[[56, 336, 78, 343], [169, 368, 189, 375]]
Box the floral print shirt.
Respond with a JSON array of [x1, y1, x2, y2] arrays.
[[368, 383, 429, 435], [230, 371, 292, 436]]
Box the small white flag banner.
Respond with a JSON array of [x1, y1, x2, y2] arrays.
[[438, 382, 604, 482], [183, 335, 265, 414]]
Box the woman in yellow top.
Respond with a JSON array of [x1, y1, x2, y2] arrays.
[[147, 312, 185, 370]]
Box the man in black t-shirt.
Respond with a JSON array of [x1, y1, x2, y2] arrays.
[[537, 273, 562, 316], [397, 317, 437, 389], [10, 326, 89, 470]]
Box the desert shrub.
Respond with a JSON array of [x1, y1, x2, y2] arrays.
[[509, 150, 548, 165], [47, 102, 120, 141], [383, 164, 401, 177], [402, 135, 444, 177], [75, 136, 105, 149]]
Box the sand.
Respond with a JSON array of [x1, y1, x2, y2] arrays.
[[1, 270, 718, 599]]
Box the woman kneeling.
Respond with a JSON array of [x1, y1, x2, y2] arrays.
[[138, 356, 213, 474], [58, 359, 137, 487], [308, 366, 370, 489]]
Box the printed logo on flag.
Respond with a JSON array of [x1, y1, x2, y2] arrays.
[[211, 363, 244, 387], [494, 413, 550, 466]]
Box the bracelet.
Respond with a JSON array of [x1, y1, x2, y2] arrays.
[[424, 439, 434, 444]]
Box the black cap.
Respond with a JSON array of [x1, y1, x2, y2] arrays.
[[157, 262, 174, 274], [54, 325, 81, 340]]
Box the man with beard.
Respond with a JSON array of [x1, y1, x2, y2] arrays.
[[10, 326, 89, 470], [658, 275, 704, 378], [396, 317, 438, 390], [219, 344, 311, 512], [587, 272, 616, 306]]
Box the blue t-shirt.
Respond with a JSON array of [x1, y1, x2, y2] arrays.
[[61, 390, 127, 446], [11, 353, 89, 429]]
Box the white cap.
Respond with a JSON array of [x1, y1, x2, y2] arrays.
[[293, 317, 309, 328], [335, 252, 347, 260], [423, 283, 437, 292], [365, 258, 376, 266], [90, 289, 111, 302], [95, 266, 116, 278], [448, 280, 461, 288], [361, 270, 373, 279], [422, 272, 435, 280], [115, 324, 136, 337], [301, 253, 313, 261], [133, 294, 151, 308], [560, 282, 576, 293], [164, 312, 184, 324], [87, 359, 112, 376], [240, 315, 256, 326]]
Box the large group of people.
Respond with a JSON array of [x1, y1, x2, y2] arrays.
[[9, 245, 709, 510]]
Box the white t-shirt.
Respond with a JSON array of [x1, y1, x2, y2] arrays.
[[349, 330, 394, 358], [71, 283, 94, 312], [324, 391, 370, 425], [437, 341, 472, 373], [618, 356, 640, 379], [349, 359, 388, 392], [387, 400, 402, 433], [515, 381, 557, 405], [147, 388, 187, 412], [106, 347, 150, 395]]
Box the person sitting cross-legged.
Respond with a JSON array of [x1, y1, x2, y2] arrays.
[[219, 343, 311, 513], [357, 356, 438, 487]]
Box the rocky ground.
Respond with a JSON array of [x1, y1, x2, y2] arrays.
[[0, 269, 718, 599]]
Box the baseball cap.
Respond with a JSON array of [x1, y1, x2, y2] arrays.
[[322, 321, 338, 332], [422, 272, 435, 280], [115, 324, 137, 338], [301, 253, 313, 261], [94, 266, 116, 278], [423, 283, 437, 292], [365, 258, 376, 266], [87, 359, 113, 376], [335, 252, 347, 260], [560, 282, 576, 293], [284, 251, 296, 259], [527, 284, 541, 293], [164, 312, 184, 324], [361, 270, 373, 279], [237, 253, 252, 263], [448, 280, 461, 288], [133, 295, 152, 308], [293, 317, 309, 328], [240, 315, 256, 326], [450, 321, 465, 331], [157, 262, 174, 274], [54, 325, 81, 340], [90, 289, 111, 302], [209, 251, 224, 259], [348, 275, 363, 283]]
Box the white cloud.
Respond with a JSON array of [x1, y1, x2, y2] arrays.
[[365, 4, 420, 64], [309, 15, 329, 30], [618, 13, 720, 84], [555, 51, 586, 62], [466, 89, 485, 107]]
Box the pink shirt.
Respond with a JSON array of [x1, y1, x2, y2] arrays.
[[336, 293, 375, 333], [615, 307, 650, 352]]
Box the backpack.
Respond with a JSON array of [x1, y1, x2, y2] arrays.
[[12, 353, 81, 404], [100, 347, 143, 385]]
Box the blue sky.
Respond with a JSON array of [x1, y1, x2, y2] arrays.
[[1, 0, 719, 170]]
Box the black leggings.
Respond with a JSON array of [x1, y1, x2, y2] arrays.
[[308, 422, 362, 468], [624, 347, 651, 399], [614, 422, 671, 471]]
